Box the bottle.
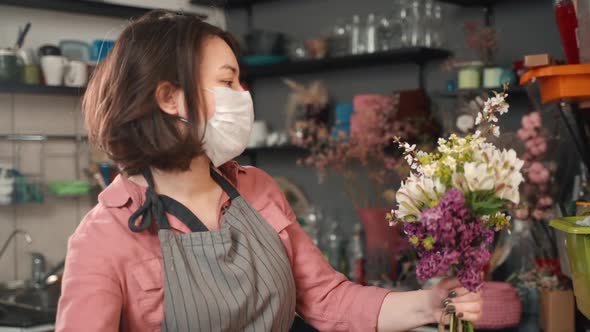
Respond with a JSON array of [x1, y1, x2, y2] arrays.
[[329, 19, 351, 57], [407, 0, 423, 47], [365, 13, 377, 53], [432, 3, 445, 48], [350, 15, 365, 54], [347, 222, 366, 285], [423, 0, 434, 48], [377, 14, 394, 52], [323, 220, 344, 271], [304, 206, 322, 246], [554, 0, 580, 64]]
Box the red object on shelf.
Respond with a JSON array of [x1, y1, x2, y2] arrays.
[[555, 0, 580, 64], [357, 208, 405, 281]]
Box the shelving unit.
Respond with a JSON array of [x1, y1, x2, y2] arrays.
[[0, 134, 87, 141], [0, 0, 209, 19], [433, 86, 527, 99], [190, 0, 277, 8], [242, 47, 452, 80], [241, 145, 306, 166], [439, 0, 504, 7], [0, 83, 84, 97]]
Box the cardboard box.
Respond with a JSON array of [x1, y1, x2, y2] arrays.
[[540, 289, 575, 332]]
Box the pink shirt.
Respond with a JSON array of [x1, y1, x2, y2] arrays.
[[56, 162, 390, 332]]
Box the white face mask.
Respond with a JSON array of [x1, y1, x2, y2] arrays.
[[201, 86, 254, 167]]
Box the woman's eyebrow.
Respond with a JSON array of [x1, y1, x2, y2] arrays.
[[220, 64, 238, 73]]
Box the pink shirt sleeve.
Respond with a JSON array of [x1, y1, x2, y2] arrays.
[[56, 222, 123, 332], [256, 171, 391, 332]]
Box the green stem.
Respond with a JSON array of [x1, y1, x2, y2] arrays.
[[449, 313, 457, 332]]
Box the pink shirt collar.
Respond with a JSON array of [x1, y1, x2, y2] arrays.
[[97, 161, 247, 232]]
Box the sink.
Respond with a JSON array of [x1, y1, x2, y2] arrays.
[[0, 282, 60, 327], [1, 288, 60, 311], [0, 302, 55, 328]]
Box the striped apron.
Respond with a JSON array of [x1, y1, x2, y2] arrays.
[[128, 168, 297, 331]]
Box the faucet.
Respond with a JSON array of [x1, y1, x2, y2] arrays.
[[0, 229, 33, 261]]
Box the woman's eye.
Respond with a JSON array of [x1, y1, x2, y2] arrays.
[[222, 80, 233, 87]]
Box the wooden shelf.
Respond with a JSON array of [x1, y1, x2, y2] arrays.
[[0, 0, 207, 19], [432, 86, 527, 99], [0, 83, 84, 97], [242, 47, 452, 79]]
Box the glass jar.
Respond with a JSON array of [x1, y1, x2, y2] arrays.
[[328, 19, 351, 57]]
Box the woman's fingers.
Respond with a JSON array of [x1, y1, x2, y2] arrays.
[[437, 277, 462, 292], [447, 301, 483, 322], [449, 291, 481, 303], [448, 287, 470, 298]]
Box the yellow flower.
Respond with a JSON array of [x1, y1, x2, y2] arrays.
[[423, 236, 436, 250], [409, 236, 420, 245]]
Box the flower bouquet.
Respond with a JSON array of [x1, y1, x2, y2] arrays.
[[389, 89, 524, 331]]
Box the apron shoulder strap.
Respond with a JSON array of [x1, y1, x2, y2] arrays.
[[210, 167, 240, 200]]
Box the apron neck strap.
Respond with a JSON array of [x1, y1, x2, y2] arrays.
[[128, 167, 240, 233], [128, 168, 170, 232], [209, 167, 240, 200]]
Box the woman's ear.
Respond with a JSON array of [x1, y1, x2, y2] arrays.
[[155, 81, 182, 117]]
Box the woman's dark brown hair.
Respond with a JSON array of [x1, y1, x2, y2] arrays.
[[84, 10, 238, 175]]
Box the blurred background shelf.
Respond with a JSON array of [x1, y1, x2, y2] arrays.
[[190, 0, 278, 8], [241, 145, 306, 166], [439, 0, 505, 7], [0, 134, 87, 141], [0, 0, 197, 19], [242, 47, 452, 79], [0, 83, 84, 96], [432, 86, 528, 99]]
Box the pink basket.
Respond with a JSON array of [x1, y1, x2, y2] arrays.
[[474, 282, 522, 329]]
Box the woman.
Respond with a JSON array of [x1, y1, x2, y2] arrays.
[[56, 11, 482, 332]]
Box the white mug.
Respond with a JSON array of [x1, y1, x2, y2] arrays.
[[248, 121, 269, 148], [64, 60, 88, 87], [40, 55, 67, 86]]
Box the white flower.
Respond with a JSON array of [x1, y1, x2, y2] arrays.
[[443, 156, 457, 171], [462, 162, 496, 192], [438, 144, 451, 154], [492, 149, 525, 204], [456, 114, 475, 133], [402, 143, 416, 153], [475, 112, 483, 125], [416, 151, 428, 158], [489, 115, 499, 123], [422, 163, 436, 177], [457, 138, 467, 146], [492, 125, 500, 137], [396, 174, 446, 221], [405, 154, 414, 166]]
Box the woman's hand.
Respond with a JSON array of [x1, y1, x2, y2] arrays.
[[428, 277, 483, 324]]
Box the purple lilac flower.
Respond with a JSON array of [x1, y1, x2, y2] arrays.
[[405, 189, 494, 292]]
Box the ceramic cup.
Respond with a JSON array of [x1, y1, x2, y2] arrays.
[[40, 55, 67, 86], [64, 60, 88, 87], [248, 121, 269, 148]]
